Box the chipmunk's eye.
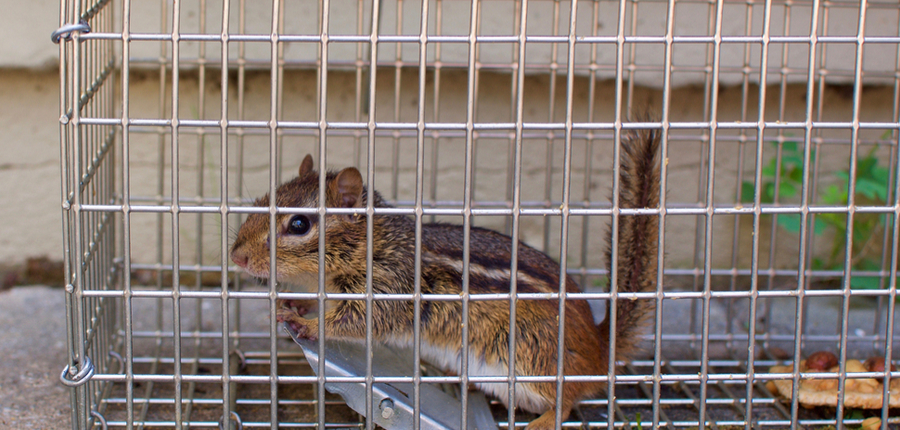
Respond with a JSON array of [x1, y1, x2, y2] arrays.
[[287, 215, 311, 235]]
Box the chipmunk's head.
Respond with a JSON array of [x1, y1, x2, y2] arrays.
[[230, 154, 366, 280]]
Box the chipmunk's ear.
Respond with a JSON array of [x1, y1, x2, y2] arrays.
[[298, 154, 314, 177], [330, 167, 363, 210]]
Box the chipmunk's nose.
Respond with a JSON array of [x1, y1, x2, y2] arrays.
[[231, 248, 249, 268]]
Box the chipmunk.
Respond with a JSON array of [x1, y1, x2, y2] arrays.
[[230, 129, 661, 430]]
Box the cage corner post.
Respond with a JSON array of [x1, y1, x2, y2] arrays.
[[56, 0, 120, 428]]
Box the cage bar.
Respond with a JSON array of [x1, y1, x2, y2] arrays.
[[56, 0, 900, 429]]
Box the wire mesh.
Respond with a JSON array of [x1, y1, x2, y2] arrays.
[[56, 0, 900, 428]]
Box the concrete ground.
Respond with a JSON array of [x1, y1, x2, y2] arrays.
[[0, 286, 71, 429], [1, 283, 896, 429]]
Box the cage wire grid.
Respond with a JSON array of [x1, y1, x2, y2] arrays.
[[55, 0, 900, 428]]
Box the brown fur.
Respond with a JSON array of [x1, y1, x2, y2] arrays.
[[231, 131, 661, 429], [600, 128, 662, 362]]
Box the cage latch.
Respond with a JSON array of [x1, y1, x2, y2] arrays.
[[51, 20, 91, 44], [59, 355, 95, 387]]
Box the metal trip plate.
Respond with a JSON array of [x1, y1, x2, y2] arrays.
[[286, 324, 498, 430]]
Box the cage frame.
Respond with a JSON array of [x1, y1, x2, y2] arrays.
[[55, 0, 900, 429]]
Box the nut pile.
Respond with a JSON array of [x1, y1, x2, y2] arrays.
[[767, 351, 900, 409]]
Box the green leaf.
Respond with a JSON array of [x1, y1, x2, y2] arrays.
[[851, 275, 883, 290], [733, 140, 896, 285], [858, 155, 878, 177], [859, 258, 882, 271], [811, 257, 826, 269], [821, 184, 847, 205], [835, 170, 850, 183], [852, 226, 868, 244], [871, 165, 890, 185], [855, 178, 886, 201], [788, 166, 806, 183], [741, 181, 757, 203], [777, 180, 798, 199], [763, 182, 777, 202], [810, 219, 828, 235], [783, 153, 806, 168], [777, 214, 802, 233], [762, 161, 778, 178], [819, 212, 846, 230], [782, 140, 800, 153], [846, 409, 866, 421]]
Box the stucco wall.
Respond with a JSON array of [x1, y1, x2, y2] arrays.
[[0, 71, 63, 264], [3, 0, 899, 274], [5, 66, 898, 274], [23, 0, 900, 86]]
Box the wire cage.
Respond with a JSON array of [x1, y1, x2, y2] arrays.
[[56, 0, 900, 428]]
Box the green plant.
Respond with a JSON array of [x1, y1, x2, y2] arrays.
[[740, 137, 893, 289]]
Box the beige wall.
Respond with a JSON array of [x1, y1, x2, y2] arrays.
[[3, 0, 899, 276], [29, 1, 899, 86], [0, 71, 63, 263], [4, 65, 897, 274], [2, 0, 60, 69]]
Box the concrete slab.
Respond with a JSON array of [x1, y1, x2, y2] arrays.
[[0, 286, 71, 429], [1, 282, 896, 429]]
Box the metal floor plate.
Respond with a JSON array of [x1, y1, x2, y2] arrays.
[[286, 324, 498, 430]]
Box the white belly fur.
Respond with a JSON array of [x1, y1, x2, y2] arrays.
[[387, 336, 551, 413]]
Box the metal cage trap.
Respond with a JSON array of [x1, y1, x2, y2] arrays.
[[56, 0, 900, 428]]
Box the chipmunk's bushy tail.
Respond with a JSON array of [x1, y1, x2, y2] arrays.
[[599, 127, 662, 362]]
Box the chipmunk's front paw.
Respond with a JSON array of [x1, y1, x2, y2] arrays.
[[277, 299, 315, 316], [276, 309, 319, 341]]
